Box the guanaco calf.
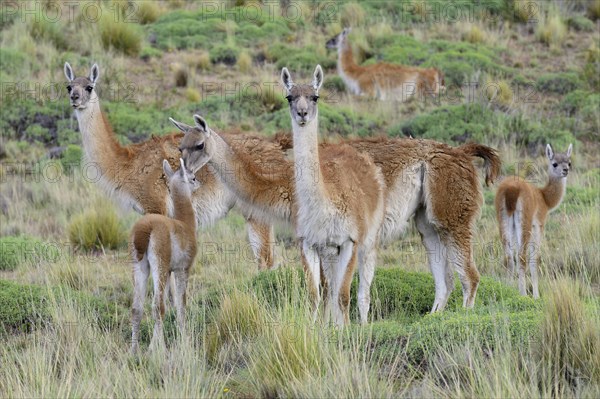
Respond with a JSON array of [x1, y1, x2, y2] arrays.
[[495, 144, 572, 298], [130, 159, 199, 353]]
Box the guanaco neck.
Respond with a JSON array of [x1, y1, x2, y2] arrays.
[[291, 113, 328, 210], [74, 92, 130, 173], [170, 184, 197, 231], [338, 40, 363, 77], [208, 133, 292, 221], [540, 175, 567, 211]]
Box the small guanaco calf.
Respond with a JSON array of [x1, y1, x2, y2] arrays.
[[495, 144, 572, 298], [130, 159, 199, 353]]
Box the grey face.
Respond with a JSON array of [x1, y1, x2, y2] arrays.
[[170, 115, 212, 174], [546, 143, 573, 178], [325, 28, 349, 50], [281, 65, 324, 127], [285, 85, 320, 126], [64, 63, 99, 110]]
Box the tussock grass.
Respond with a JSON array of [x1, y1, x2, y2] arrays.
[[68, 201, 127, 251], [536, 12, 567, 47], [99, 12, 142, 56]]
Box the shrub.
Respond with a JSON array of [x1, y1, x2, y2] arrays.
[[29, 16, 68, 50], [209, 45, 239, 65], [251, 267, 536, 322], [0, 235, 53, 271], [362, 308, 541, 365], [68, 202, 127, 251], [99, 13, 142, 56], [0, 279, 49, 335], [567, 15, 595, 31], [584, 43, 600, 91], [559, 91, 600, 139], [0, 279, 126, 336], [172, 63, 188, 87], [0, 48, 26, 73], [60, 144, 82, 173], [536, 72, 582, 94], [588, 0, 600, 20]]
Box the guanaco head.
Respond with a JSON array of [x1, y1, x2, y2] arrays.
[[325, 27, 350, 50], [281, 65, 323, 127], [64, 62, 99, 110], [162, 158, 200, 195], [545, 143, 572, 179], [170, 115, 213, 174]]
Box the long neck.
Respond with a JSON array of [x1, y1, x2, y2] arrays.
[[540, 175, 567, 211], [338, 40, 362, 75], [291, 114, 327, 207], [170, 185, 197, 231], [74, 93, 129, 172], [209, 134, 292, 221]]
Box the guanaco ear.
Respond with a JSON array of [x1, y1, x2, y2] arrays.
[[281, 67, 293, 91], [89, 63, 100, 85], [545, 144, 554, 160], [193, 114, 210, 137], [169, 117, 191, 133], [566, 143, 573, 157], [313, 65, 324, 93], [64, 62, 74, 82], [178, 158, 187, 180], [163, 159, 174, 179]]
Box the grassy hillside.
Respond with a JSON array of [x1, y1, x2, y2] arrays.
[[0, 0, 599, 397]]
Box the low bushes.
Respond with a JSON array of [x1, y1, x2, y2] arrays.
[[0, 279, 125, 336], [0, 235, 55, 271]]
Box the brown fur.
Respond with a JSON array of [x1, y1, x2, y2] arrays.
[[65, 64, 281, 269], [495, 144, 572, 298], [329, 31, 444, 99], [129, 160, 198, 353]]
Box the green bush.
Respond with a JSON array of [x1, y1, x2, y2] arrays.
[[209, 44, 240, 65], [536, 72, 582, 94], [274, 46, 336, 73], [0, 280, 50, 335], [0, 236, 56, 271], [560, 91, 600, 140], [0, 279, 126, 336], [584, 44, 600, 91], [29, 17, 68, 50], [0, 48, 26, 73], [68, 202, 127, 251], [60, 144, 83, 172], [251, 267, 536, 322], [567, 15, 595, 31]]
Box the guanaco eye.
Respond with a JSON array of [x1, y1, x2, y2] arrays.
[[568, 162, 571, 167], [312, 95, 319, 102], [66, 85, 72, 92], [85, 86, 93, 92], [285, 95, 293, 102], [196, 143, 204, 151], [552, 163, 558, 167]]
